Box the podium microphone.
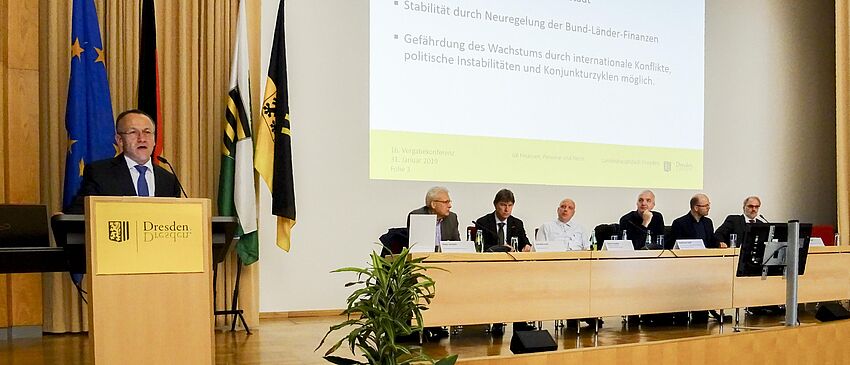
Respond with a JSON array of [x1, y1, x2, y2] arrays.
[[156, 156, 188, 198]]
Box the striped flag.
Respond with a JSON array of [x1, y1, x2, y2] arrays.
[[218, 0, 259, 264], [63, 0, 116, 211], [137, 0, 163, 163], [257, 0, 296, 252]]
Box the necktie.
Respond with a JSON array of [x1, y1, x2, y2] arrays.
[[497, 222, 506, 245], [135, 165, 149, 197], [749, 219, 756, 223]]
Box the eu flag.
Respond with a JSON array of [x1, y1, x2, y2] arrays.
[[62, 0, 116, 211]]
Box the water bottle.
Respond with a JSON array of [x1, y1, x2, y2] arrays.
[[476, 230, 484, 252], [622, 230, 628, 241], [510, 236, 519, 251], [645, 232, 652, 249], [729, 233, 738, 248]]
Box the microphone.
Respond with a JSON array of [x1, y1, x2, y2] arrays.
[[758, 214, 769, 223], [156, 156, 188, 198], [472, 220, 496, 236]]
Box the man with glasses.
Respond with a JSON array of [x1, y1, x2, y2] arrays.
[[669, 193, 718, 249], [405, 186, 459, 340], [407, 186, 461, 243], [66, 109, 181, 214], [714, 196, 766, 248]]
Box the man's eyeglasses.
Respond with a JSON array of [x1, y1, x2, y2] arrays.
[[118, 129, 155, 138], [433, 200, 451, 204], [745, 205, 761, 209]]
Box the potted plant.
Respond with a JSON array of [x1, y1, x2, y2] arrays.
[[317, 246, 457, 365]]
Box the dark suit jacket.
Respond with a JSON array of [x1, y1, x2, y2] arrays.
[[65, 155, 182, 214], [407, 206, 461, 241], [619, 210, 665, 250], [474, 212, 530, 251], [669, 212, 718, 248], [714, 214, 749, 245]]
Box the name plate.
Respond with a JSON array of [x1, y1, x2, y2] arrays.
[[809, 237, 825, 247], [602, 240, 634, 251], [532, 240, 567, 252], [674, 239, 706, 250], [439, 241, 476, 253]]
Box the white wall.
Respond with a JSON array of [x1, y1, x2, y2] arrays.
[[257, 0, 836, 312]]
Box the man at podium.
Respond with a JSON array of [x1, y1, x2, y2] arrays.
[[65, 109, 181, 214]]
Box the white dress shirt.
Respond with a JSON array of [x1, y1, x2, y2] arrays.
[[536, 219, 589, 250], [123, 155, 156, 196]]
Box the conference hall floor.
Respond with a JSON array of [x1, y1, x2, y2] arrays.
[[0, 308, 824, 364]]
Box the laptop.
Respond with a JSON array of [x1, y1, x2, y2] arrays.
[[0, 204, 50, 247]]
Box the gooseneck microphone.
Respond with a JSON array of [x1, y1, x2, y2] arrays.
[[156, 156, 188, 198], [758, 214, 769, 223]]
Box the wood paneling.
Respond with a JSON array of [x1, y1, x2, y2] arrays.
[[6, 68, 40, 202], [838, 0, 850, 260], [425, 260, 592, 326], [0, 275, 7, 328], [1, 0, 42, 331], [590, 256, 733, 316], [9, 273, 41, 326], [86, 197, 213, 364], [6, 0, 37, 70], [457, 320, 850, 364], [733, 251, 850, 307], [422, 250, 850, 326]]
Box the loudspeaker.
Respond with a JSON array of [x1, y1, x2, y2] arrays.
[[510, 330, 557, 354], [816, 303, 850, 322]]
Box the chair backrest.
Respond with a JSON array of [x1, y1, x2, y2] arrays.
[[593, 223, 620, 250], [379, 227, 409, 256], [811, 225, 835, 245]]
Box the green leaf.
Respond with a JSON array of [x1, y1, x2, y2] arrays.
[[323, 355, 366, 365], [435, 354, 459, 365]]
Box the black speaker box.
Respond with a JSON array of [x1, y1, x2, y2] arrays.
[[510, 330, 557, 354], [816, 302, 850, 322]]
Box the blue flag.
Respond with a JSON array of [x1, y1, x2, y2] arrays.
[[63, 0, 116, 211]]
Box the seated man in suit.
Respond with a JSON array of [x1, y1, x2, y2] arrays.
[[65, 109, 181, 214], [475, 189, 532, 335], [714, 196, 766, 248], [619, 190, 665, 250], [475, 189, 530, 252], [535, 198, 589, 250], [669, 193, 718, 248], [407, 186, 461, 247]]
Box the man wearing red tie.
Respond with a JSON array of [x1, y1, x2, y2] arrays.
[[714, 196, 766, 248]]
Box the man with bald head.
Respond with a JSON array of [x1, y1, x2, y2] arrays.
[[619, 190, 665, 250], [536, 198, 589, 250], [66, 109, 182, 214], [669, 193, 718, 248]]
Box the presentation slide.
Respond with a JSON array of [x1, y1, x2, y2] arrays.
[[369, 0, 704, 189]]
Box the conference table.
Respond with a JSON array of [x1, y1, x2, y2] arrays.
[[415, 246, 850, 327]]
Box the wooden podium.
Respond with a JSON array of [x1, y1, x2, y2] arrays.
[[84, 196, 213, 365]]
